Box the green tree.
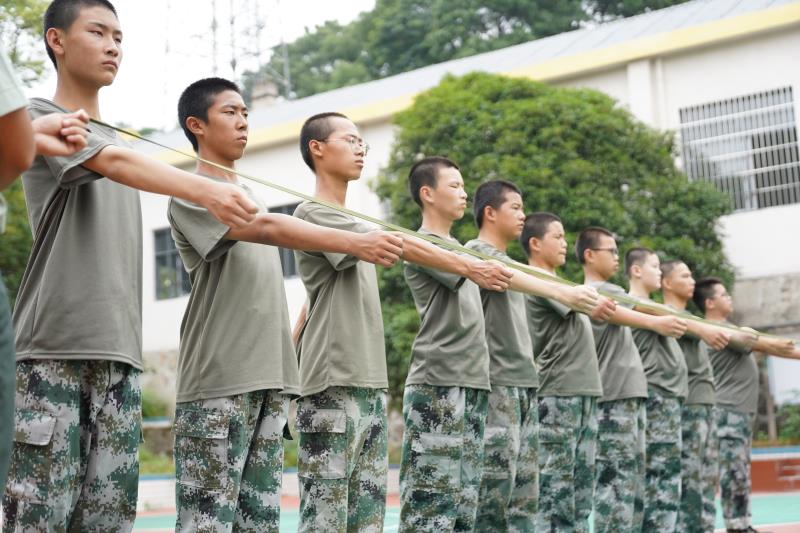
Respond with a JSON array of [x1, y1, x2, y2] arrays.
[[374, 72, 733, 407], [242, 0, 693, 101], [245, 0, 586, 100], [589, 0, 690, 19], [0, 181, 31, 303], [0, 0, 49, 83]]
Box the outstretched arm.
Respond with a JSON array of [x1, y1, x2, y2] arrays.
[[0, 108, 35, 187], [507, 267, 609, 317], [607, 305, 688, 337], [1, 109, 90, 189], [397, 233, 512, 291], [82, 145, 258, 228], [226, 213, 404, 268]]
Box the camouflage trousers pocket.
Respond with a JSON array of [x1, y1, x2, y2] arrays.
[[174, 409, 230, 491], [539, 423, 572, 471], [408, 432, 462, 492], [483, 426, 512, 479], [5, 409, 57, 503], [297, 408, 347, 480]]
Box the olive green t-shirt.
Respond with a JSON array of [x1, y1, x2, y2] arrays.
[[169, 180, 300, 402], [674, 314, 715, 405], [293, 202, 387, 397], [14, 98, 143, 369], [464, 239, 538, 388], [630, 296, 688, 399], [709, 321, 758, 414], [404, 230, 490, 391], [587, 281, 648, 403], [525, 292, 602, 397]]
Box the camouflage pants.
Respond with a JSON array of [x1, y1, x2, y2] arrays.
[[399, 385, 488, 532], [2, 359, 141, 533], [642, 390, 682, 532], [475, 386, 538, 533], [174, 389, 289, 533], [593, 397, 646, 533], [715, 407, 754, 530], [537, 395, 597, 533], [0, 279, 14, 488], [678, 404, 718, 533], [296, 387, 387, 533]]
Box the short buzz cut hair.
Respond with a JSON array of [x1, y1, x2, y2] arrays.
[[575, 226, 614, 264], [519, 212, 561, 256], [472, 180, 522, 228], [299, 112, 349, 171], [408, 156, 459, 207], [693, 276, 724, 312], [660, 259, 686, 281], [44, 0, 118, 69], [624, 246, 655, 277], [178, 77, 241, 153]]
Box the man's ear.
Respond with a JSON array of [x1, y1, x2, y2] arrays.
[[185, 116, 205, 138], [419, 184, 435, 206], [46, 28, 66, 66], [483, 205, 496, 224], [529, 236, 541, 255], [308, 138, 324, 163], [630, 264, 642, 279]]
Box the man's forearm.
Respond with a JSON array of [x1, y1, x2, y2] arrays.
[[0, 108, 36, 187], [508, 270, 566, 301], [231, 213, 356, 254], [83, 145, 210, 203], [608, 305, 661, 330], [399, 234, 470, 277]]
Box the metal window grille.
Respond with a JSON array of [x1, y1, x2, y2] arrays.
[[268, 203, 300, 278], [154, 228, 191, 300], [679, 86, 800, 211]]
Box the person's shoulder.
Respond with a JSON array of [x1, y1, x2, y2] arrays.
[[28, 97, 63, 117], [464, 238, 504, 259], [599, 281, 626, 295]]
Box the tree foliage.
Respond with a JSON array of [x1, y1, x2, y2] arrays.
[[373, 72, 733, 406], [242, 0, 691, 100], [0, 0, 49, 84], [0, 181, 32, 304]]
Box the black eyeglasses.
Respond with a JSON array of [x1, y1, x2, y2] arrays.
[[319, 136, 370, 155], [591, 247, 619, 256]]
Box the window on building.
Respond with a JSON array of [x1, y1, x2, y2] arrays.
[[679, 86, 800, 212], [269, 203, 300, 278], [154, 228, 191, 300]]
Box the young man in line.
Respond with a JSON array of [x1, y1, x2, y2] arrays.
[[576, 227, 687, 533], [520, 213, 616, 532], [168, 78, 405, 532], [292, 118, 514, 532], [694, 278, 795, 533], [626, 247, 696, 531], [662, 260, 721, 533], [401, 168, 603, 532], [0, 43, 90, 491], [2, 2, 259, 531], [466, 180, 541, 531]]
